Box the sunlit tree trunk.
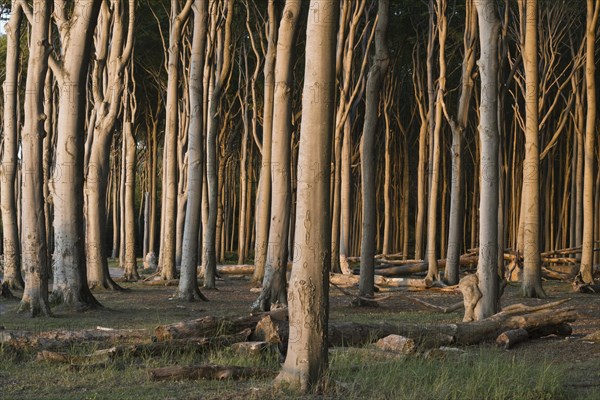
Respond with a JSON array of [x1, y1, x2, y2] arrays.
[[160, 0, 194, 280], [46, 0, 102, 308], [580, 0, 599, 284], [425, 0, 446, 283], [18, 0, 51, 316], [1, 1, 24, 290], [253, 0, 301, 311], [253, 0, 277, 284], [276, 0, 337, 391], [521, 0, 545, 298], [85, 0, 134, 290]]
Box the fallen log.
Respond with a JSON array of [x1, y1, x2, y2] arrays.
[[143, 279, 179, 287], [148, 364, 275, 382], [36, 329, 252, 363], [154, 308, 287, 341], [329, 273, 431, 289], [496, 323, 573, 350], [215, 265, 255, 275], [254, 299, 576, 349], [1, 327, 148, 350]]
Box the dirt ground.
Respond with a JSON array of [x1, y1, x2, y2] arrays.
[[1, 273, 599, 399]]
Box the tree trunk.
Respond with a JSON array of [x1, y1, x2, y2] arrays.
[[204, 0, 234, 289], [1, 1, 24, 290], [359, 0, 390, 298], [521, 0, 545, 298], [425, 0, 447, 283], [275, 0, 337, 392], [160, 0, 194, 281], [253, 0, 301, 312], [445, 0, 476, 285], [252, 0, 277, 284], [18, 0, 51, 316], [49, 0, 102, 309], [123, 117, 138, 281], [473, 0, 501, 320], [580, 0, 599, 284], [177, 0, 208, 301]]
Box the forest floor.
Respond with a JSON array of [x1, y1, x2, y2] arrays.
[[1, 262, 599, 400]]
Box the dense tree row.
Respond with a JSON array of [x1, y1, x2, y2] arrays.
[[1, 0, 599, 393]]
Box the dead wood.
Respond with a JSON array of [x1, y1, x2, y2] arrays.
[[154, 308, 287, 341], [496, 328, 529, 349], [0, 327, 148, 350], [35, 329, 253, 363], [148, 364, 275, 381], [250, 298, 575, 349], [407, 296, 464, 313], [143, 279, 179, 286], [330, 273, 431, 289]]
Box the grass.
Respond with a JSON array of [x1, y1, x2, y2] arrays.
[[0, 340, 567, 400], [327, 346, 565, 400]]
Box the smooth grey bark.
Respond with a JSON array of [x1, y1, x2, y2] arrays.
[[253, 0, 301, 312], [177, 0, 209, 301], [18, 0, 51, 316], [275, 0, 337, 391], [252, 0, 277, 284], [474, 0, 501, 320], [1, 1, 24, 290], [46, 0, 102, 309], [359, 0, 390, 298]]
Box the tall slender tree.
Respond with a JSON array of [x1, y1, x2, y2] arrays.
[[253, 0, 302, 312], [359, 0, 390, 298], [579, 0, 600, 284], [276, 0, 337, 392], [473, 0, 501, 320], [160, 0, 194, 281], [177, 0, 209, 301], [521, 0, 545, 297], [18, 0, 51, 316], [1, 0, 24, 290]]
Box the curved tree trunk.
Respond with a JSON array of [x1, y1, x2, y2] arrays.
[[1, 1, 24, 290], [18, 0, 51, 316], [275, 0, 337, 391], [359, 0, 390, 298], [253, 0, 301, 311]]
